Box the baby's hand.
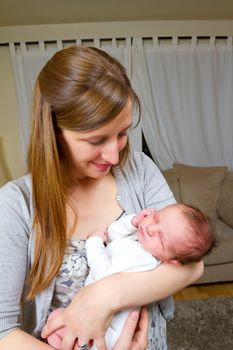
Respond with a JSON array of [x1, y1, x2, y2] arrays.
[[131, 208, 155, 227], [46, 308, 66, 349], [89, 229, 108, 242]]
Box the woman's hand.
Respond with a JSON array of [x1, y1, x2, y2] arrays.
[[41, 281, 149, 350], [41, 283, 113, 350], [42, 306, 148, 350], [113, 307, 149, 350]]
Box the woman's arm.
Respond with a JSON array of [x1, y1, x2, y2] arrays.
[[99, 260, 203, 311], [42, 261, 203, 349], [0, 329, 53, 350]]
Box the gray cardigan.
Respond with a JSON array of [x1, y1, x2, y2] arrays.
[[0, 152, 176, 339]]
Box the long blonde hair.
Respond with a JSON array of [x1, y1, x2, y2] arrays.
[[27, 45, 140, 299]]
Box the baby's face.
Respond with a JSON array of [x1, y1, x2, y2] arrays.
[[137, 204, 189, 261]]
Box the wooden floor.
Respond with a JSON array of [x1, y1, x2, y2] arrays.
[[174, 282, 233, 301]]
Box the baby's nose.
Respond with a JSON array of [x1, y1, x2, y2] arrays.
[[147, 225, 157, 237]]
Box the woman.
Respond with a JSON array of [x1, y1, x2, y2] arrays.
[[0, 46, 203, 350]]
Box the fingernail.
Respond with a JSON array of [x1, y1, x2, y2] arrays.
[[131, 311, 139, 320]]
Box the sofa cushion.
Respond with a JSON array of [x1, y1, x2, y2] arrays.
[[174, 163, 228, 220], [217, 171, 233, 228], [162, 168, 180, 202], [204, 219, 233, 265]]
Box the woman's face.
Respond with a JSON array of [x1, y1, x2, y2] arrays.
[[59, 99, 132, 180]]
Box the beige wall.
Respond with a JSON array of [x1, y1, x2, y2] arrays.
[[1, 20, 233, 180], [0, 46, 24, 181]]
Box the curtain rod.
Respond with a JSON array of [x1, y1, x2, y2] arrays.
[[1, 20, 233, 44]]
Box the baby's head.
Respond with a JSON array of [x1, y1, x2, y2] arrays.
[[137, 204, 216, 264]]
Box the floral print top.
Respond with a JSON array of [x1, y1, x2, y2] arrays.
[[50, 240, 88, 310]]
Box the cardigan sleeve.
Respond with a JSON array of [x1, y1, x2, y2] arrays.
[[0, 178, 32, 339], [139, 153, 176, 210]]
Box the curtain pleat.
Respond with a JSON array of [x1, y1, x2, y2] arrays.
[[132, 36, 233, 170]]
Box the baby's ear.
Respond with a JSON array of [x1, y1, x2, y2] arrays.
[[167, 259, 182, 266]]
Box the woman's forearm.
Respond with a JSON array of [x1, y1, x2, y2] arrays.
[[98, 261, 204, 313], [0, 329, 53, 350], [41, 261, 203, 344]]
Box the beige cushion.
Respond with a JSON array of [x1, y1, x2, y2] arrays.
[[174, 163, 228, 220], [204, 219, 233, 265], [162, 168, 180, 202], [217, 172, 233, 228]]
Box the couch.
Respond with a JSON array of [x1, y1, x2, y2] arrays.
[[162, 163, 233, 284]]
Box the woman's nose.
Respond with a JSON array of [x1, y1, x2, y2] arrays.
[[102, 140, 120, 165]]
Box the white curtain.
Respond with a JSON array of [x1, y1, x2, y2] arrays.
[[132, 36, 233, 170], [9, 38, 141, 165], [10, 41, 60, 162]]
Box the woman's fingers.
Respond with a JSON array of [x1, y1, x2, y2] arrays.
[[131, 307, 149, 350], [93, 337, 107, 350], [60, 329, 77, 350], [113, 310, 140, 350], [137, 306, 149, 332]]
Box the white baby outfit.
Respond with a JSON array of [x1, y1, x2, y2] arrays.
[[85, 213, 161, 350]]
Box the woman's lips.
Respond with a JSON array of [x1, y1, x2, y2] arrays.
[[92, 162, 112, 171]]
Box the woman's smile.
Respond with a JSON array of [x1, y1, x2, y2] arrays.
[[91, 162, 112, 171]]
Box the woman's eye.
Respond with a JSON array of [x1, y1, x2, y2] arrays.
[[87, 131, 128, 145], [88, 139, 105, 145]]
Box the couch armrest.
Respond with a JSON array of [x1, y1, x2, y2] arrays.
[[217, 171, 233, 229]]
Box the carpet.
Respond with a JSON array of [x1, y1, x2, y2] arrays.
[[167, 297, 233, 350]]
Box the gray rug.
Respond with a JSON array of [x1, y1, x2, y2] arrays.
[[167, 297, 233, 350]]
